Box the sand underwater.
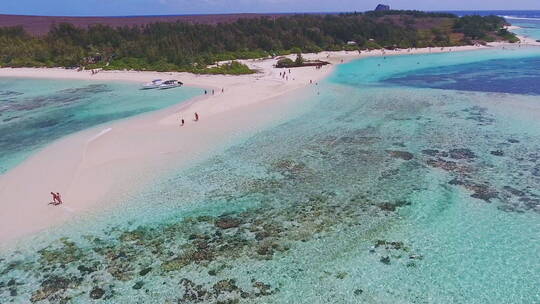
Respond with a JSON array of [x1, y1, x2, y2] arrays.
[[1, 46, 539, 303], [0, 78, 201, 174]]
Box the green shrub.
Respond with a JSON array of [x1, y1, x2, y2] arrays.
[[276, 58, 295, 68], [295, 53, 304, 66], [363, 40, 382, 50], [195, 61, 255, 75]]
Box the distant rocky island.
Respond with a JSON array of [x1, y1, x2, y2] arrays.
[[375, 4, 391, 11]]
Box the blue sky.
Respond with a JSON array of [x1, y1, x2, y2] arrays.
[[1, 0, 539, 16]]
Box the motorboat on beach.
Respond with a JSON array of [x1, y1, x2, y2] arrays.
[[159, 80, 183, 89], [141, 79, 164, 89]]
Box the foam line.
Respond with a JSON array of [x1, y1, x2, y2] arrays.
[[87, 128, 112, 143], [501, 15, 540, 21]]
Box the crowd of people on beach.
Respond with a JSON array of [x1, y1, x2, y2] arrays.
[[279, 70, 291, 81], [204, 87, 226, 95]]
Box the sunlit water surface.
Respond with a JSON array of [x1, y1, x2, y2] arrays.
[[1, 46, 539, 304]]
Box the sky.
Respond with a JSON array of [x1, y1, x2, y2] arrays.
[[1, 0, 539, 16]]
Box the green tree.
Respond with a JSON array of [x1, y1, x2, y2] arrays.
[[295, 53, 304, 66]]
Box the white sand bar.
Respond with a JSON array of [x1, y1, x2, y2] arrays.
[[0, 38, 534, 244]]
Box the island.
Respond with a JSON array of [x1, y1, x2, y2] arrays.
[[0, 11, 519, 74], [375, 4, 391, 11]]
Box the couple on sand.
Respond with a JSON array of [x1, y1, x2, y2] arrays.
[[180, 112, 199, 126], [50, 192, 63, 205]]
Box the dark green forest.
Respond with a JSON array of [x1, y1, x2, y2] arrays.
[[0, 11, 516, 73]]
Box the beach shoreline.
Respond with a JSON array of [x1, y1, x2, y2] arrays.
[[507, 25, 540, 44], [0, 38, 535, 245]]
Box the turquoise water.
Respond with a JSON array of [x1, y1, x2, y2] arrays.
[[0, 78, 201, 174], [1, 47, 540, 303], [510, 18, 540, 41]]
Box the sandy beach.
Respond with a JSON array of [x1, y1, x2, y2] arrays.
[[0, 38, 534, 245], [507, 25, 540, 45]]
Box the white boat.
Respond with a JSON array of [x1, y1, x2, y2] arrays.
[[159, 80, 183, 89], [141, 79, 164, 90]]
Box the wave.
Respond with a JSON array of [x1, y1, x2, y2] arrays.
[[501, 15, 540, 21], [87, 127, 112, 143]]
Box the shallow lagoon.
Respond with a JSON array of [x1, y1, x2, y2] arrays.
[[510, 17, 540, 41], [1, 47, 539, 303], [0, 78, 201, 174]]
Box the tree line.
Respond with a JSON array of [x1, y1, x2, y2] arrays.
[[0, 11, 516, 73]]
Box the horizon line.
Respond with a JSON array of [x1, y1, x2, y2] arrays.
[[1, 9, 539, 19]]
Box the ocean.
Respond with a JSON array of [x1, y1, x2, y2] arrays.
[[1, 31, 540, 304], [0, 78, 201, 174]]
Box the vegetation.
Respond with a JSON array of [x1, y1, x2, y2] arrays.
[[276, 54, 305, 68], [452, 15, 518, 43], [295, 53, 304, 66], [0, 12, 517, 73], [363, 10, 457, 18], [276, 58, 295, 68], [197, 61, 256, 75]]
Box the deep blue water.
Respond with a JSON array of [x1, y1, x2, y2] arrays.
[[384, 56, 540, 95]]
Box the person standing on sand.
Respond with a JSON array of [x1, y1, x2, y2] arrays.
[[194, 112, 199, 121], [181, 118, 185, 126], [50, 192, 58, 205], [56, 192, 63, 204], [212, 89, 215, 95]]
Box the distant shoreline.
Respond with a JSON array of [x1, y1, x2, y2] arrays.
[[0, 13, 315, 36], [1, 10, 533, 36]]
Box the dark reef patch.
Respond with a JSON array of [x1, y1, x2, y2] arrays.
[[386, 150, 414, 161], [448, 148, 476, 160], [462, 106, 495, 125]]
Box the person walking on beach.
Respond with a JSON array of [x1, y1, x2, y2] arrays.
[[194, 112, 199, 121], [50, 192, 63, 205], [181, 118, 185, 126]]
